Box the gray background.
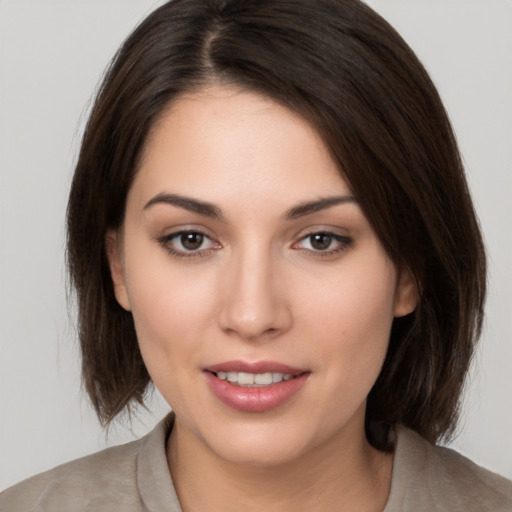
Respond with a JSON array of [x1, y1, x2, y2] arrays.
[[1, 0, 511, 490]]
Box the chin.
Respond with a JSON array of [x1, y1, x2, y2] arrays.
[[199, 417, 320, 468], [214, 438, 308, 468]]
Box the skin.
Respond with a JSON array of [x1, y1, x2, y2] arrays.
[[107, 85, 418, 511]]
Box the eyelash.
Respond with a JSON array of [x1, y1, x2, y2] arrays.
[[157, 231, 220, 259], [293, 231, 353, 257], [157, 230, 352, 259]]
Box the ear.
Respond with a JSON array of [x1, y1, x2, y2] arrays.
[[394, 267, 419, 318], [105, 230, 131, 311]]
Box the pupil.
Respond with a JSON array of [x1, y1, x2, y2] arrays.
[[181, 232, 203, 250], [311, 233, 332, 250]]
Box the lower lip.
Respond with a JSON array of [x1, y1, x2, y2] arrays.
[[204, 372, 309, 412]]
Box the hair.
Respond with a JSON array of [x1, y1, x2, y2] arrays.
[[67, 0, 486, 450]]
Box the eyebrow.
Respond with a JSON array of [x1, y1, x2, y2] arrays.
[[143, 193, 223, 218], [143, 192, 356, 220], [284, 195, 357, 219]]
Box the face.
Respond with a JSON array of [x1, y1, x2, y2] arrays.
[[107, 86, 417, 467]]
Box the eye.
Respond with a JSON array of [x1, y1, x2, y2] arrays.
[[293, 231, 352, 255], [177, 232, 207, 251], [158, 230, 220, 258]]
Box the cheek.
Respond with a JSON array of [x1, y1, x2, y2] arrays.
[[300, 255, 397, 383], [131, 281, 210, 346], [125, 268, 215, 410], [305, 258, 396, 340], [122, 247, 216, 371]]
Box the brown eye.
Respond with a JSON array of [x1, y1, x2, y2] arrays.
[[293, 231, 352, 256], [309, 233, 333, 250], [158, 230, 220, 258], [181, 232, 204, 250]]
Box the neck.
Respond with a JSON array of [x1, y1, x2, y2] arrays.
[[166, 416, 393, 512]]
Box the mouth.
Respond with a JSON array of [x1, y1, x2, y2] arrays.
[[203, 360, 310, 412], [212, 371, 295, 387]]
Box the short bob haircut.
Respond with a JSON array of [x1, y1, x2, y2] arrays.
[[67, 0, 486, 451]]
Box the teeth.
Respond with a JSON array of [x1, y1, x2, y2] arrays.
[[238, 372, 255, 385], [215, 371, 293, 386], [254, 373, 273, 385]]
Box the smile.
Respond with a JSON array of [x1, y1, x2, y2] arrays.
[[214, 371, 293, 386], [203, 360, 310, 412]]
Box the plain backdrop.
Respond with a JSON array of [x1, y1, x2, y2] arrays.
[[0, 0, 511, 491]]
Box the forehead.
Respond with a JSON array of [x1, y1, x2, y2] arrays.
[[130, 86, 351, 212]]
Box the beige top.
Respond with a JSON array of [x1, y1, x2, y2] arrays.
[[2, 414, 512, 511]]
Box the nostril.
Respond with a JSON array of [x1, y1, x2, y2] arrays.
[[217, 281, 293, 340]]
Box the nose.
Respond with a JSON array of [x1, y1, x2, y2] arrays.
[[217, 245, 292, 341]]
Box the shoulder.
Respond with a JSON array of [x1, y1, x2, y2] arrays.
[[432, 440, 512, 504], [0, 414, 179, 512], [0, 437, 143, 511], [386, 427, 512, 511]]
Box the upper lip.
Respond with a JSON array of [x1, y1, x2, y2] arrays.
[[203, 360, 307, 375]]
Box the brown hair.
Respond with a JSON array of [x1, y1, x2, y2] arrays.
[[67, 0, 486, 450]]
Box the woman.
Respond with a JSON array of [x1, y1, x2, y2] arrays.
[[1, 0, 511, 510]]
